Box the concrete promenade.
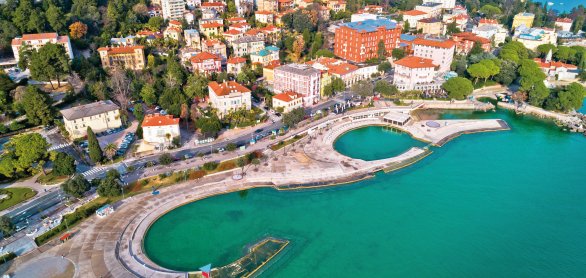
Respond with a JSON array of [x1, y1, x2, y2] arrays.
[[2, 107, 511, 278]]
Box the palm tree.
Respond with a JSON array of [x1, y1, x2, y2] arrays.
[[104, 143, 117, 162]]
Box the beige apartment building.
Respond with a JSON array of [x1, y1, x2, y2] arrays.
[[61, 100, 122, 139], [97, 45, 146, 70]]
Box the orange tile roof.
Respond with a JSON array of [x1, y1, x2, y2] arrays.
[[273, 91, 302, 102], [394, 56, 437, 69], [256, 10, 273, 15], [169, 20, 182, 26], [142, 114, 179, 127], [201, 23, 223, 28], [261, 25, 279, 32], [479, 19, 498, 25], [403, 10, 427, 16], [264, 60, 281, 69], [231, 22, 250, 28], [190, 51, 222, 63], [452, 32, 491, 44], [202, 2, 225, 6], [203, 39, 224, 47], [208, 81, 251, 96], [556, 18, 572, 23], [227, 56, 247, 64], [97, 45, 144, 54], [21, 33, 59, 40], [413, 38, 456, 49], [224, 29, 243, 35], [328, 63, 358, 75], [533, 58, 577, 69], [228, 17, 246, 22]]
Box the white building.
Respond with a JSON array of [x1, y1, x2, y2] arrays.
[[60, 100, 122, 139], [402, 10, 429, 29], [208, 81, 252, 116], [11, 33, 74, 62], [250, 45, 280, 65], [274, 64, 321, 105], [555, 18, 573, 32], [415, 2, 442, 17], [161, 0, 186, 20], [413, 37, 455, 73], [184, 29, 201, 49], [272, 91, 303, 112], [142, 114, 181, 147], [393, 56, 444, 92], [513, 25, 557, 51], [350, 13, 378, 23], [472, 22, 508, 46], [232, 36, 264, 57]]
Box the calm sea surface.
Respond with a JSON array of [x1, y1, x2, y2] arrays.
[[145, 108, 586, 277]]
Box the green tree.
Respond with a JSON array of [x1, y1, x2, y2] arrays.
[[282, 107, 306, 127], [87, 127, 103, 164], [377, 40, 386, 61], [196, 116, 222, 137], [0, 216, 14, 236], [183, 74, 209, 99], [0, 133, 48, 178], [52, 152, 75, 176], [158, 88, 187, 116], [103, 143, 117, 162], [555, 46, 576, 62], [467, 63, 490, 84], [46, 5, 66, 32], [479, 4, 502, 18], [442, 77, 474, 100], [446, 21, 460, 35], [97, 170, 122, 197], [494, 60, 518, 85], [519, 59, 547, 92], [536, 44, 557, 57], [133, 103, 144, 122], [391, 49, 406, 60], [147, 16, 164, 30], [378, 61, 392, 73], [469, 41, 484, 55], [21, 86, 54, 126], [374, 80, 399, 97], [61, 174, 90, 198], [315, 49, 335, 58], [13, 0, 33, 33], [557, 82, 586, 111], [159, 153, 173, 165], [527, 82, 550, 107], [26, 43, 70, 89], [140, 84, 157, 106], [352, 80, 375, 97], [403, 20, 410, 33]]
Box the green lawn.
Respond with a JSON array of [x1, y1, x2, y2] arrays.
[[0, 187, 37, 211], [36, 172, 68, 185]]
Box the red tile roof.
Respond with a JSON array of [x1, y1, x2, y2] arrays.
[[264, 60, 281, 69], [208, 81, 251, 96], [201, 23, 223, 28], [273, 91, 302, 102], [169, 20, 182, 26], [328, 63, 358, 75], [224, 29, 243, 35], [533, 58, 577, 70], [142, 114, 179, 127], [556, 18, 573, 23], [228, 17, 246, 22], [202, 2, 225, 6], [231, 22, 250, 28], [452, 32, 491, 44], [97, 45, 144, 54], [403, 10, 427, 16], [413, 38, 456, 49], [256, 10, 273, 15], [394, 56, 437, 69], [227, 56, 247, 64], [190, 51, 222, 63], [203, 39, 224, 47], [12, 33, 66, 45], [479, 19, 498, 25]]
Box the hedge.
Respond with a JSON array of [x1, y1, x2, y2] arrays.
[[34, 198, 110, 246], [0, 252, 16, 264]]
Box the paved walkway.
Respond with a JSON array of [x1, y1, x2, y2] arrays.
[[3, 107, 512, 277]]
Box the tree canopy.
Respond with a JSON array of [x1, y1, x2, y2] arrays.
[[61, 174, 90, 198], [442, 77, 474, 100], [20, 86, 55, 126], [0, 133, 48, 178]]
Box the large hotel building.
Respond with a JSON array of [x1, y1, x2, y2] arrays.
[[334, 18, 402, 63]]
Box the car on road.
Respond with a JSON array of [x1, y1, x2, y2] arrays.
[[254, 128, 263, 133]]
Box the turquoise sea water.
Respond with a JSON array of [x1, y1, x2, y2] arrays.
[[144, 109, 586, 277], [536, 0, 583, 12], [333, 126, 426, 161], [579, 98, 586, 113]]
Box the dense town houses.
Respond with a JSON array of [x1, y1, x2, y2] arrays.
[[402, 10, 429, 30], [142, 114, 181, 149], [472, 19, 508, 46], [393, 56, 444, 92], [262, 60, 281, 83], [200, 22, 224, 38], [60, 100, 123, 139], [513, 25, 557, 51], [451, 32, 491, 55], [250, 45, 280, 65], [208, 81, 252, 116], [412, 37, 455, 73], [11, 33, 74, 62], [534, 50, 580, 81], [555, 18, 573, 32], [201, 2, 226, 13], [273, 91, 304, 112], [417, 18, 444, 36], [232, 36, 265, 57], [442, 13, 469, 31], [415, 2, 442, 17], [227, 57, 247, 75], [257, 0, 278, 12], [97, 45, 146, 70], [334, 18, 402, 63], [163, 20, 183, 41], [274, 64, 321, 105], [201, 39, 227, 62], [190, 52, 222, 74], [161, 0, 186, 20], [184, 29, 201, 49], [255, 10, 274, 24], [512, 12, 535, 30]]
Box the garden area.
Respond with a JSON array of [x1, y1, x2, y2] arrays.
[[0, 187, 37, 211]]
